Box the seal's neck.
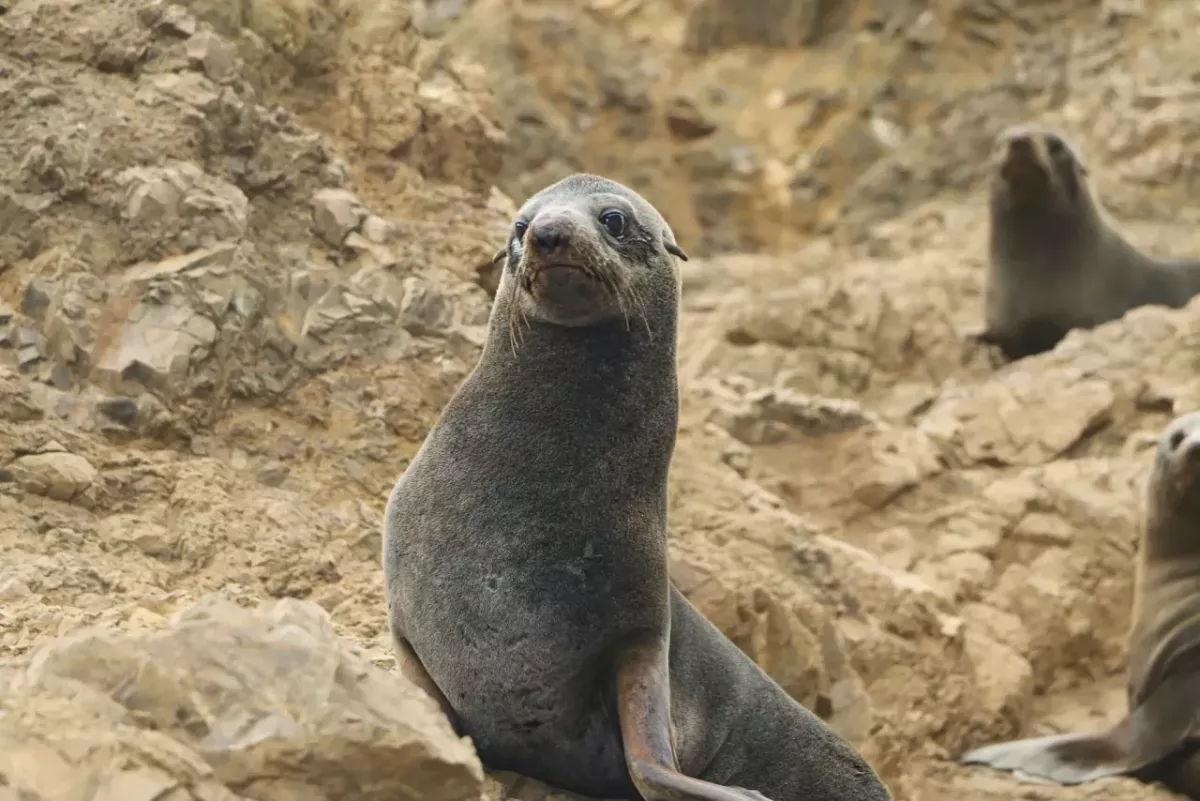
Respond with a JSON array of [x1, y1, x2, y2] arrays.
[[466, 292, 680, 439], [989, 190, 1101, 266], [485, 315, 674, 390], [1128, 502, 1200, 704]]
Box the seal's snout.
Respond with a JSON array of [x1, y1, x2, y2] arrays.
[[513, 205, 613, 326], [1160, 417, 1200, 502], [1000, 133, 1039, 170], [1167, 425, 1200, 465], [1005, 133, 1034, 156], [995, 129, 1053, 193], [528, 214, 572, 257]]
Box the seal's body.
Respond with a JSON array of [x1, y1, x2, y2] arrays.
[[384, 174, 890, 801], [961, 411, 1200, 798], [978, 124, 1200, 361]]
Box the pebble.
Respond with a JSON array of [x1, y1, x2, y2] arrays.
[[185, 30, 239, 84], [27, 87, 61, 107], [258, 461, 291, 487], [311, 189, 366, 247]]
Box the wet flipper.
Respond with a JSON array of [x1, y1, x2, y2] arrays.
[[962, 669, 1200, 786], [960, 727, 1136, 785], [616, 638, 774, 801]]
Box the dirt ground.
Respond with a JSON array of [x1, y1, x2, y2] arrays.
[[3, 0, 1200, 799]]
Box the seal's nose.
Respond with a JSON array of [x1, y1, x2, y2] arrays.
[[529, 216, 570, 255], [1005, 134, 1033, 158], [1165, 426, 1200, 465]]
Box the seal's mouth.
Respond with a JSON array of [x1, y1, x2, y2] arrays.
[[1173, 457, 1200, 492], [522, 261, 596, 291], [1168, 472, 1200, 517], [994, 145, 1063, 207], [531, 263, 586, 275], [1165, 445, 1200, 510]]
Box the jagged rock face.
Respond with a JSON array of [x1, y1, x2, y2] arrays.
[[435, 0, 1200, 264], [4, 1, 1200, 800], [0, 594, 484, 801]]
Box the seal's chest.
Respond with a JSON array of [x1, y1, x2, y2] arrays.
[[455, 678, 633, 797]]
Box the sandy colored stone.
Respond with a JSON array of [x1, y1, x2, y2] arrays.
[[311, 188, 365, 247], [0, 595, 484, 801], [7, 451, 97, 502]]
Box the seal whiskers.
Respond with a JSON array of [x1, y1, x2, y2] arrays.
[[623, 275, 654, 338], [504, 255, 531, 356]]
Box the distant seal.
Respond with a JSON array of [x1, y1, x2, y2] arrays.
[[975, 123, 1200, 361], [384, 173, 891, 801], [961, 411, 1200, 797]]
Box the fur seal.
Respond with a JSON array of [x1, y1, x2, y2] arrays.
[[975, 123, 1200, 361], [960, 411, 1200, 797], [383, 173, 891, 801]]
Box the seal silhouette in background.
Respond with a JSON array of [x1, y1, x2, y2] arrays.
[[383, 173, 891, 801], [961, 411, 1200, 798], [976, 123, 1200, 362]]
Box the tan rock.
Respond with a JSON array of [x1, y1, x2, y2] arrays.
[[311, 188, 366, 247], [185, 30, 240, 83], [95, 299, 219, 391], [0, 365, 43, 422], [920, 371, 1117, 467], [7, 451, 97, 502], [5, 595, 485, 801], [149, 72, 222, 112]]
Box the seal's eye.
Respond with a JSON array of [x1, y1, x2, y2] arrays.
[[513, 220, 528, 239], [1046, 137, 1065, 157], [600, 210, 627, 238]]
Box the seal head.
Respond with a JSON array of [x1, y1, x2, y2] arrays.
[[493, 174, 687, 329], [1148, 412, 1200, 543], [993, 124, 1088, 211], [989, 124, 1097, 261]]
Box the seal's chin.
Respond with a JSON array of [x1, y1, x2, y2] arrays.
[[520, 262, 614, 327], [1172, 471, 1200, 500]]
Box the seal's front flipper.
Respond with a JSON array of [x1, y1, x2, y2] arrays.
[[615, 639, 772, 801], [960, 725, 1135, 785], [964, 664, 1200, 788], [392, 633, 462, 735]]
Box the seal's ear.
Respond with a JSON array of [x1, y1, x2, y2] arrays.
[[491, 246, 507, 265], [661, 221, 688, 261]]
